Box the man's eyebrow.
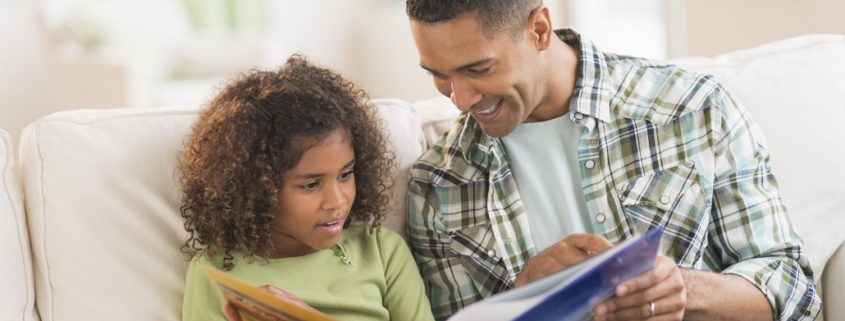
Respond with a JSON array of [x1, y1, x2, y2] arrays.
[[421, 58, 493, 76], [421, 65, 446, 78]]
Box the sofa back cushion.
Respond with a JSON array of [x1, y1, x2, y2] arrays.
[[18, 101, 425, 321], [369, 99, 428, 235], [1, 129, 38, 321], [20, 109, 197, 321]]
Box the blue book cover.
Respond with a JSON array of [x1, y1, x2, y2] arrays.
[[448, 226, 664, 321]]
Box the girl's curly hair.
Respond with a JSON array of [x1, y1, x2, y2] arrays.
[[179, 55, 395, 270]]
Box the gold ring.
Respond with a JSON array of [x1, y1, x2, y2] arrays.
[[649, 301, 656, 317]]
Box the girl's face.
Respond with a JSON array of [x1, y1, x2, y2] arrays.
[[271, 127, 356, 258]]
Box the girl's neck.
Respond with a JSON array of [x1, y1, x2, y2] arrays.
[[268, 233, 319, 259]]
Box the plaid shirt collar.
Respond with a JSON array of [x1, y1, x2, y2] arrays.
[[563, 29, 615, 124]]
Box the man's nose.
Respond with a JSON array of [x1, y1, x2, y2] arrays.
[[450, 79, 482, 112]]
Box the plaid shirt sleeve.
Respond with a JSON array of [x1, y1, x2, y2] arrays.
[[405, 115, 522, 321], [704, 86, 821, 320], [406, 177, 482, 321]]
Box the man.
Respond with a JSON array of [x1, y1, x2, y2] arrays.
[[404, 1, 821, 320]]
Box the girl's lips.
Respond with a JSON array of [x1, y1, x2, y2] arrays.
[[316, 216, 346, 235], [317, 222, 344, 235]]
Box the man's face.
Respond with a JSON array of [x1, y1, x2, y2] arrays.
[[411, 14, 547, 138]]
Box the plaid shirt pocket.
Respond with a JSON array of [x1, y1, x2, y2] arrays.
[[617, 162, 709, 267], [448, 227, 511, 297]]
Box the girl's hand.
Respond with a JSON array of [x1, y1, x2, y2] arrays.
[[222, 285, 307, 321], [223, 301, 244, 321]]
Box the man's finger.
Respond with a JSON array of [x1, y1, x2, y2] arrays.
[[605, 295, 684, 321], [565, 233, 613, 254], [617, 256, 674, 296], [609, 276, 675, 310]]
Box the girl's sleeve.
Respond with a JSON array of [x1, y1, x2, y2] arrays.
[[182, 255, 229, 321], [378, 228, 435, 321]]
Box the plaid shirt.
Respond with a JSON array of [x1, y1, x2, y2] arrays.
[[407, 29, 821, 321]]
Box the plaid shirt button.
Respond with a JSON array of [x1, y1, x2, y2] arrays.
[[596, 213, 607, 223]]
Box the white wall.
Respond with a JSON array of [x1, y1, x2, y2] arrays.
[[262, 0, 439, 102], [0, 1, 135, 143], [685, 0, 845, 56], [14, 0, 842, 136], [565, 0, 669, 59], [0, 1, 52, 144], [353, 1, 440, 101]]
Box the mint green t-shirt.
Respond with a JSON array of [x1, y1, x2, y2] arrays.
[[501, 113, 590, 250], [182, 226, 434, 321]]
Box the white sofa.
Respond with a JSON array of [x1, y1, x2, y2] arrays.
[[1, 34, 844, 321]]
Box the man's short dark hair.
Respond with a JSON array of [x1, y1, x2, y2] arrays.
[[406, 0, 542, 36]]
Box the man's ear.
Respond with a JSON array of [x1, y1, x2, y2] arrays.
[[527, 6, 553, 51]]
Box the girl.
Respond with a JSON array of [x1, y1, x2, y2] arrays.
[[179, 55, 434, 321]]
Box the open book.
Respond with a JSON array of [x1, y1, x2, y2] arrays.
[[204, 266, 339, 321], [448, 226, 664, 321]]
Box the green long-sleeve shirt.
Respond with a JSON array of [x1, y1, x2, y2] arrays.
[[182, 226, 434, 321]]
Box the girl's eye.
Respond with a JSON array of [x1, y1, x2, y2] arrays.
[[339, 170, 354, 182], [300, 181, 320, 191]]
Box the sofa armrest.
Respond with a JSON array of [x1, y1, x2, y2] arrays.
[[823, 243, 845, 320], [1, 129, 38, 321]]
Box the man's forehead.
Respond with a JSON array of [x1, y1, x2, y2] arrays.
[[412, 17, 499, 72]]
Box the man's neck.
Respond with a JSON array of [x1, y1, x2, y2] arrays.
[[529, 36, 580, 122]]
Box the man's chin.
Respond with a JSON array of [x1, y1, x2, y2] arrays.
[[477, 123, 514, 138]]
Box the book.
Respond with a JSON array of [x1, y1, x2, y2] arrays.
[[448, 226, 664, 321], [203, 266, 340, 321]]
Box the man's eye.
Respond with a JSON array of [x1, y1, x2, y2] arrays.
[[467, 67, 490, 76]]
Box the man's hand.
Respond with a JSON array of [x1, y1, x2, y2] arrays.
[[513, 233, 613, 288], [592, 256, 687, 321]]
